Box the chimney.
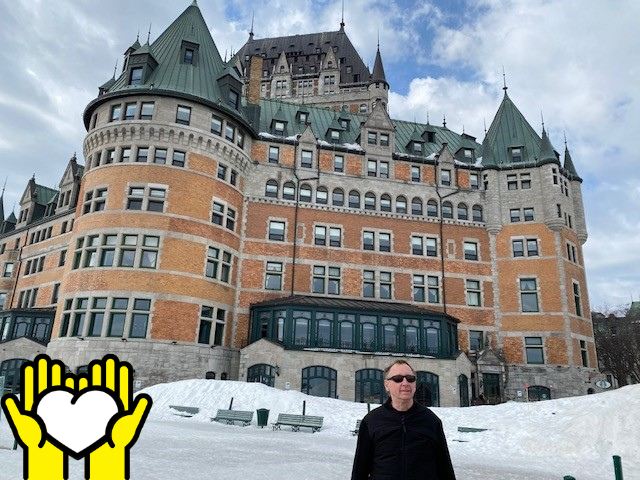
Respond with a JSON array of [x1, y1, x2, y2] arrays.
[[248, 55, 264, 105]]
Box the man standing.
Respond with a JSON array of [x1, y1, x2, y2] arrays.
[[351, 360, 456, 479]]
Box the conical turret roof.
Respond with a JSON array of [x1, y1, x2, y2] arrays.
[[371, 47, 388, 86], [538, 128, 557, 163], [563, 145, 581, 181]]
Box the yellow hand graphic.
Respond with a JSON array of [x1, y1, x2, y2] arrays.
[[84, 355, 152, 480], [0, 355, 68, 480]]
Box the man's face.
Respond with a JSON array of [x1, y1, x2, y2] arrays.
[[384, 363, 416, 403]]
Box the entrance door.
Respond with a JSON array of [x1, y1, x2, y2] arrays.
[[482, 373, 500, 404]]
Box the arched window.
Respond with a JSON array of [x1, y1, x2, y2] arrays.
[[396, 196, 407, 214], [280, 65, 285, 73], [457, 203, 468, 220], [411, 197, 423, 216], [425, 325, 440, 355], [528, 385, 551, 401], [332, 188, 344, 206], [416, 371, 440, 407], [382, 317, 398, 351], [247, 363, 276, 387], [348, 190, 360, 208], [355, 369, 386, 404], [293, 311, 310, 346], [299, 184, 312, 202], [427, 199, 438, 217], [32, 318, 52, 343], [302, 366, 337, 398], [12, 317, 31, 339], [339, 314, 355, 348], [472, 205, 483, 222], [359, 104, 367, 113], [459, 374, 469, 407], [315, 312, 333, 347], [360, 316, 376, 350], [0, 358, 28, 394], [364, 192, 376, 210], [380, 194, 392, 212], [442, 201, 453, 219], [283, 182, 295, 200], [205, 371, 216, 379], [265, 180, 278, 198], [316, 186, 328, 204]]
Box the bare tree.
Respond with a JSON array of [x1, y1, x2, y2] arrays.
[[592, 303, 640, 386]]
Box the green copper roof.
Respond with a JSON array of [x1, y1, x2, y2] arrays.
[[484, 91, 548, 168], [103, 3, 226, 107], [257, 98, 481, 159], [538, 128, 557, 163], [35, 184, 58, 206]]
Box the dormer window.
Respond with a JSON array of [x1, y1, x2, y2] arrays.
[[274, 121, 285, 135], [330, 130, 340, 144], [280, 65, 285, 73], [298, 112, 308, 124], [426, 131, 436, 143], [129, 67, 143, 85], [464, 149, 473, 159], [327, 61, 333, 69], [228, 90, 239, 110], [412, 142, 423, 155], [510, 147, 523, 163], [340, 119, 350, 131], [180, 41, 199, 66]]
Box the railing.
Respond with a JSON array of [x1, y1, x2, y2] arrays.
[[563, 455, 624, 479]]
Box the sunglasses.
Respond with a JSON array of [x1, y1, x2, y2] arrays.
[[386, 374, 416, 383]]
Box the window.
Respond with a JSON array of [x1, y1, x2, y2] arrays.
[[457, 203, 468, 220], [211, 200, 236, 231], [170, 150, 185, 167], [525, 337, 544, 364], [523, 208, 535, 222], [129, 299, 151, 338], [362, 270, 392, 299], [521, 173, 531, 189], [470, 173, 479, 190], [198, 306, 226, 346], [526, 239, 539, 256], [332, 188, 344, 206], [312, 266, 341, 294], [367, 160, 377, 177], [472, 205, 483, 222], [440, 169, 451, 186], [265, 180, 278, 198], [427, 276, 440, 303], [5, 262, 15, 277], [265, 262, 283, 290], [205, 247, 232, 283], [363, 270, 375, 298], [269, 221, 285, 241], [580, 339, 588, 367], [573, 282, 582, 317], [129, 67, 143, 85], [510, 209, 521, 222], [217, 164, 228, 181], [301, 150, 313, 168], [348, 190, 360, 208], [152, 148, 167, 164], [105, 149, 115, 164], [380, 195, 391, 212], [283, 182, 295, 200], [268, 146, 279, 163], [333, 155, 344, 172], [411, 236, 423, 255], [464, 242, 478, 261], [364, 193, 376, 210], [512, 240, 524, 257], [316, 187, 328, 204], [301, 366, 337, 398], [184, 48, 195, 64], [237, 132, 244, 149], [110, 105, 121, 122], [298, 184, 311, 203], [507, 174, 518, 190], [229, 90, 239, 109], [364, 231, 390, 252], [411, 198, 423, 216], [520, 278, 539, 312], [176, 105, 191, 125], [329, 227, 341, 247], [380, 272, 392, 299], [359, 104, 367, 113], [127, 185, 166, 212], [470, 331, 484, 351], [396, 196, 407, 214], [140, 102, 154, 120], [368, 132, 377, 144], [442, 201, 453, 219], [124, 103, 137, 120], [380, 134, 389, 147], [466, 280, 481, 306], [315, 226, 327, 246], [82, 188, 108, 214], [225, 124, 235, 142], [413, 275, 426, 302], [211, 115, 222, 135], [136, 147, 149, 163], [427, 200, 438, 217], [119, 147, 131, 163], [511, 147, 523, 163]]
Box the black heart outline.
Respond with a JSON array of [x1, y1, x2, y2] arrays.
[[33, 385, 124, 460]]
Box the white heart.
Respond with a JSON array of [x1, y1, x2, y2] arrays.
[[36, 389, 119, 457]]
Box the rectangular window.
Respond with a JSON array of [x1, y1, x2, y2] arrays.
[[527, 239, 539, 256], [129, 299, 151, 338], [140, 102, 154, 120], [329, 227, 341, 247], [411, 166, 421, 182], [510, 209, 521, 222], [154, 148, 167, 164], [525, 337, 544, 364], [265, 262, 283, 290], [269, 221, 285, 241], [573, 282, 582, 317], [176, 105, 191, 125], [301, 150, 312, 168], [380, 134, 389, 146], [172, 150, 186, 167], [523, 208, 535, 222], [363, 231, 374, 251], [441, 169, 451, 186], [521, 173, 531, 189], [124, 102, 137, 120], [464, 241, 478, 261], [426, 237, 437, 257], [119, 147, 131, 163], [315, 226, 326, 246], [512, 239, 524, 257], [507, 174, 518, 190], [136, 147, 149, 163], [470, 173, 479, 190], [3, 263, 14, 277], [413, 275, 425, 302], [379, 161, 389, 178], [470, 331, 484, 351], [367, 160, 377, 177], [105, 149, 115, 164], [466, 279, 481, 306], [368, 132, 377, 145], [380, 272, 392, 299], [129, 67, 143, 85], [580, 339, 588, 367], [225, 124, 235, 142], [428, 276, 440, 303], [363, 270, 375, 298], [211, 115, 222, 135], [379, 232, 391, 252], [110, 104, 121, 122], [411, 236, 423, 255], [268, 146, 279, 163], [520, 278, 539, 312], [217, 164, 227, 181], [334, 155, 344, 172]]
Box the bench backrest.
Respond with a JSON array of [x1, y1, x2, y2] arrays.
[[276, 413, 323, 427], [216, 409, 253, 420], [169, 405, 200, 415]]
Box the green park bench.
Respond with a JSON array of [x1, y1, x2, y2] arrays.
[[169, 405, 200, 417], [212, 409, 254, 427], [272, 413, 324, 433], [457, 426, 488, 433], [351, 419, 362, 436]]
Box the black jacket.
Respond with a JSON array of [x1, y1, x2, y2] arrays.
[[351, 399, 456, 480]]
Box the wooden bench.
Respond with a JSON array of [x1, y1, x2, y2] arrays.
[[211, 409, 254, 427], [272, 413, 324, 433], [351, 419, 362, 436], [169, 405, 200, 417], [457, 426, 488, 433]]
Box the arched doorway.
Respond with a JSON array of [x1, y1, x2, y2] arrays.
[[355, 369, 385, 404], [415, 371, 439, 407]]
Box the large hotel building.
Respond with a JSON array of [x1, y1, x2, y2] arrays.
[[0, 2, 597, 406]]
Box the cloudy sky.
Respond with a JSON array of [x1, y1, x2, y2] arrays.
[[0, 0, 638, 310]]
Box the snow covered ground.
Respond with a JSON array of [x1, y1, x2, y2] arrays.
[[1, 381, 638, 479]]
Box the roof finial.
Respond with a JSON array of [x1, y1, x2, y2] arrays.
[[443, 114, 447, 128], [224, 50, 228, 62], [502, 65, 508, 91], [147, 23, 152, 44], [136, 31, 140, 42], [426, 110, 430, 125], [564, 131, 568, 148], [541, 110, 545, 131], [340, 0, 345, 30], [250, 11, 254, 38], [1, 177, 6, 196], [483, 117, 487, 134], [462, 124, 465, 134], [377, 29, 380, 50], [112, 59, 118, 78]]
